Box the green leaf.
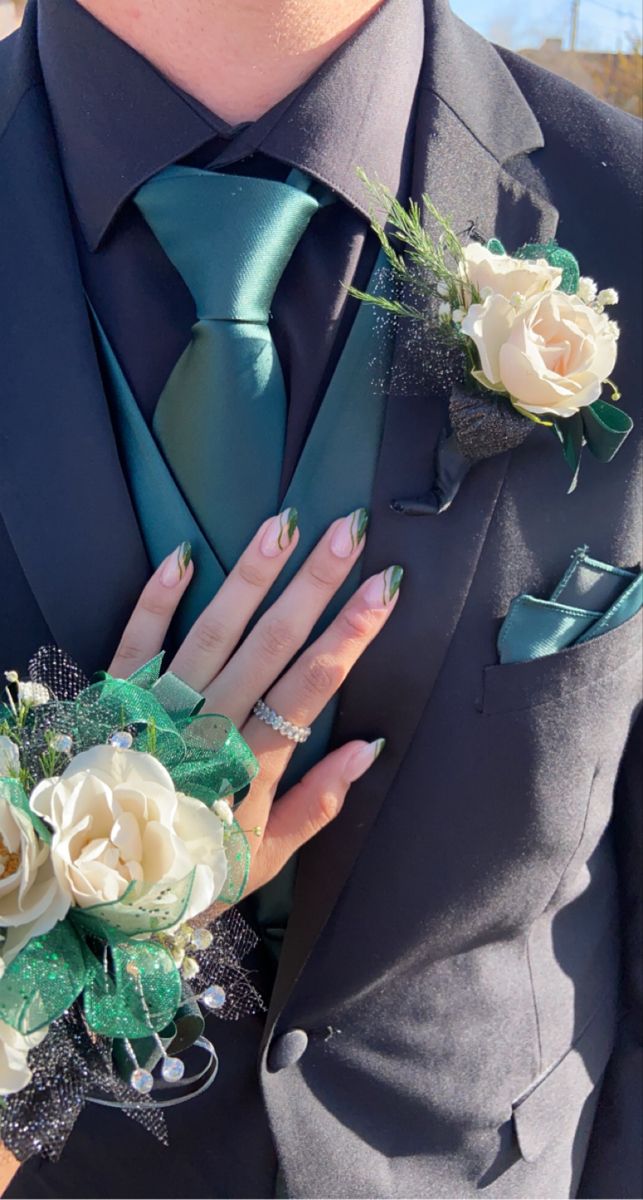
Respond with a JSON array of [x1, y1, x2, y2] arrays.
[[486, 238, 506, 256], [470, 368, 509, 395], [582, 400, 633, 462], [0, 922, 87, 1035], [168, 998, 205, 1056], [553, 413, 584, 481]]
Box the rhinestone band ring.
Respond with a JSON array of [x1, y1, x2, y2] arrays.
[[252, 699, 312, 745]]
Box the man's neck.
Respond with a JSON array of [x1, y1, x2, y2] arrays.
[[76, 0, 388, 123]]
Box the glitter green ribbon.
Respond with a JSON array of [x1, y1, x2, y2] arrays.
[[0, 656, 257, 1036]]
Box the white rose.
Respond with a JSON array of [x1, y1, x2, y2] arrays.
[[0, 737, 19, 778], [30, 747, 228, 922], [0, 1020, 47, 1097], [462, 289, 619, 417], [461, 243, 562, 305], [500, 291, 618, 417], [0, 795, 70, 968]]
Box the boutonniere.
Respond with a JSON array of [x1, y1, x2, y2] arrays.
[[351, 173, 633, 513]]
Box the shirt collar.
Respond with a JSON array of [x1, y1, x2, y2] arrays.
[[37, 0, 424, 251]]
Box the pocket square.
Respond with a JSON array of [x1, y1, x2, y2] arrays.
[[498, 547, 643, 665]]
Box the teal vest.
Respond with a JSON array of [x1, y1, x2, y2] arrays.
[[89, 247, 394, 954]]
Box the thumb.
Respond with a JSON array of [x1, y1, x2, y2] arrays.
[[261, 738, 386, 871]]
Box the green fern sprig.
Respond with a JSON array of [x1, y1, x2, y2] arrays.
[[350, 170, 476, 319]]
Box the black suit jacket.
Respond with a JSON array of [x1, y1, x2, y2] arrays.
[[1, 3, 641, 1197]]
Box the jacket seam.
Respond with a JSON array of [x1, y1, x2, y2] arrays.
[[525, 935, 544, 1077], [523, 763, 600, 1080], [0, 80, 41, 152]]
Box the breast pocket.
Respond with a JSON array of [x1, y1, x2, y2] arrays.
[[473, 608, 641, 895], [481, 608, 642, 716]]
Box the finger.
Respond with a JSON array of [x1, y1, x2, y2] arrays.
[[238, 564, 402, 834], [109, 542, 194, 678], [250, 738, 385, 887], [203, 507, 369, 724], [168, 509, 300, 691]]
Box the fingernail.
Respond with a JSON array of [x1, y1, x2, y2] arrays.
[[330, 508, 369, 559], [345, 738, 386, 782], [363, 565, 404, 609], [160, 542, 192, 588], [260, 508, 299, 558]]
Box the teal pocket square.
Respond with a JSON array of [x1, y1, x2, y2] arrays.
[[499, 547, 642, 665]]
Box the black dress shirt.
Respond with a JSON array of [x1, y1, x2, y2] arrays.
[[38, 0, 424, 492]]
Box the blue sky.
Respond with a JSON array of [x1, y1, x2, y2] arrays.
[[450, 0, 642, 51]]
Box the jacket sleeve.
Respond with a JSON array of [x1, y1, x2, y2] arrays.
[[579, 707, 643, 1199]]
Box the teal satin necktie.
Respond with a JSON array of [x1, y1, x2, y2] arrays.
[[134, 165, 322, 570]]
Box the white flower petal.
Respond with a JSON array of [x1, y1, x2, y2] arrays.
[[0, 797, 69, 957], [461, 243, 562, 304], [111, 811, 143, 864], [461, 294, 517, 385]]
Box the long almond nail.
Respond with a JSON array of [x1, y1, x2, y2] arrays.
[[330, 508, 369, 559], [345, 738, 386, 782], [160, 542, 192, 588], [363, 565, 404, 609], [260, 508, 299, 558]]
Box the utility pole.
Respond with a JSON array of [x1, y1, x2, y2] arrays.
[[569, 0, 581, 50]]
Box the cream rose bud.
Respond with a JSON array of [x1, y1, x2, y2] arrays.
[[0, 794, 70, 968], [212, 799, 233, 827], [461, 243, 562, 306], [0, 1021, 47, 1097], [498, 290, 619, 417], [30, 747, 229, 922]]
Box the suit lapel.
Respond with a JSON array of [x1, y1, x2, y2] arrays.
[[0, 7, 148, 672], [267, 5, 560, 1028]]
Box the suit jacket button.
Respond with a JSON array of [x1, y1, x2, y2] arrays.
[[267, 1029, 309, 1072]]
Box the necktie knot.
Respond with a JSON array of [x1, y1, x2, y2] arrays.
[[134, 166, 320, 323]]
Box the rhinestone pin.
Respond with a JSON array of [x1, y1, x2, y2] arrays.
[[191, 928, 213, 952], [161, 1056, 185, 1083], [130, 1067, 154, 1094], [202, 985, 226, 1011], [52, 734, 73, 754], [109, 731, 134, 750]]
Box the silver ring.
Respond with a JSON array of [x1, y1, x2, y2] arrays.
[[252, 699, 311, 744]]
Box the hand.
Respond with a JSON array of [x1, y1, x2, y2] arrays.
[[109, 508, 402, 901]]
